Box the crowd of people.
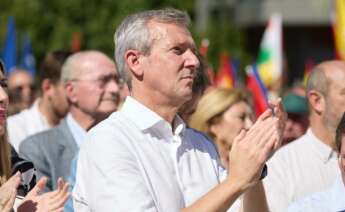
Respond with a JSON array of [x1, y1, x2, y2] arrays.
[[0, 8, 344, 212]]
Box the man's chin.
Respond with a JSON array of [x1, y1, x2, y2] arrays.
[[100, 104, 118, 113]]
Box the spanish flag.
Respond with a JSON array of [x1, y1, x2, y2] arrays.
[[246, 64, 269, 117], [214, 53, 237, 89]]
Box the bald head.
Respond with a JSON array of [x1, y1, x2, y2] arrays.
[[307, 60, 345, 142], [61, 51, 117, 83], [61, 50, 121, 126], [307, 60, 345, 98]]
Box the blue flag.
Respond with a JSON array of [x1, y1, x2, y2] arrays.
[[20, 34, 36, 77], [2, 16, 16, 75]]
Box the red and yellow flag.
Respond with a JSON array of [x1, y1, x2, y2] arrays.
[[333, 0, 345, 60], [214, 53, 236, 89]]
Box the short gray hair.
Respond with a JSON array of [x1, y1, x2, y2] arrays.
[[114, 8, 191, 89], [306, 66, 329, 97]]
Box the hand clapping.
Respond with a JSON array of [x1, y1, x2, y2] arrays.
[[228, 98, 286, 190]]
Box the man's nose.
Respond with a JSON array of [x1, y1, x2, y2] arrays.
[[184, 49, 200, 70]]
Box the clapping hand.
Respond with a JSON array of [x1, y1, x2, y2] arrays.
[[18, 177, 70, 212], [228, 99, 286, 190], [0, 172, 21, 212]]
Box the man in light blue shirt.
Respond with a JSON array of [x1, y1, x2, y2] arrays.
[[288, 112, 345, 212]]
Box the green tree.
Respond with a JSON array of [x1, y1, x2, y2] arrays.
[[0, 0, 247, 78]]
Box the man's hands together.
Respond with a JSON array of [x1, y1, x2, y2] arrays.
[[228, 98, 286, 190]]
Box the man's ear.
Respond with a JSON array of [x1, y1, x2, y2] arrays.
[[64, 81, 77, 104], [125, 50, 144, 78], [41, 79, 53, 95], [307, 90, 325, 115]]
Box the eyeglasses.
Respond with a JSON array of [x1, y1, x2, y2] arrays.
[[71, 73, 124, 88]]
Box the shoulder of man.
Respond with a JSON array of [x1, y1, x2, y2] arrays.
[[185, 128, 214, 144], [268, 132, 310, 165], [7, 109, 31, 133], [8, 107, 34, 125], [184, 128, 220, 156], [18, 123, 67, 154], [263, 132, 312, 211], [81, 112, 128, 149]]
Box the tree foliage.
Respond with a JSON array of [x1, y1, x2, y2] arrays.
[[0, 0, 247, 73]]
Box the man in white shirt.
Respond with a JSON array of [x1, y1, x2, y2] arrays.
[[7, 51, 71, 152], [19, 51, 122, 191], [287, 112, 345, 212], [74, 8, 286, 212], [264, 60, 345, 211]]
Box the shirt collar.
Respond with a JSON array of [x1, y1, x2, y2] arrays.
[[173, 115, 186, 137], [307, 128, 337, 162], [120, 96, 186, 137], [120, 96, 167, 131], [66, 113, 87, 147]]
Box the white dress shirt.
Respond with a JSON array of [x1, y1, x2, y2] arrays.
[[73, 96, 240, 212], [7, 99, 50, 152], [264, 129, 340, 212], [288, 173, 345, 212]]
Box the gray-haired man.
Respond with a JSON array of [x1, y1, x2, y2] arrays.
[[74, 8, 286, 212]]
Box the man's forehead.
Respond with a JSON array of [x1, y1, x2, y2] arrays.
[[148, 21, 195, 45], [79, 62, 117, 78], [82, 68, 117, 77]]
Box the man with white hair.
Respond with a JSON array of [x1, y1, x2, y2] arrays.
[[19, 50, 121, 191]]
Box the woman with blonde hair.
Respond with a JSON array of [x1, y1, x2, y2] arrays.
[[0, 60, 70, 212], [189, 87, 254, 169]]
